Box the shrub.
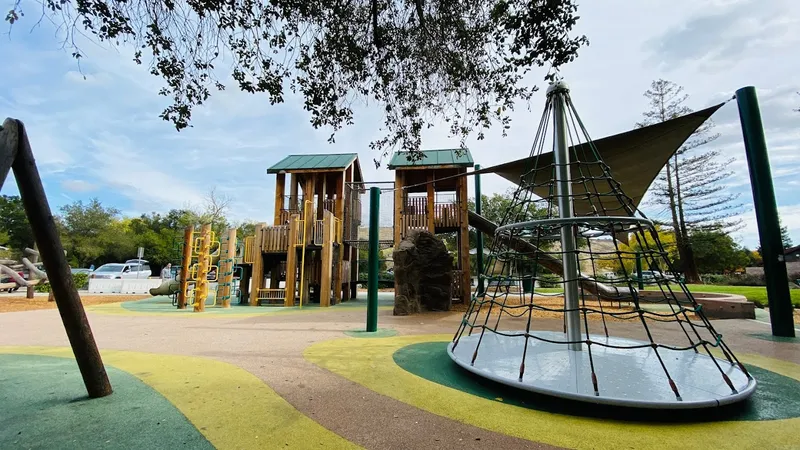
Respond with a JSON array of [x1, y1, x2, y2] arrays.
[[32, 272, 90, 293], [700, 274, 729, 285], [727, 274, 766, 287], [538, 274, 562, 288]]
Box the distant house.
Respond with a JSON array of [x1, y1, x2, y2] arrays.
[[784, 245, 800, 263]]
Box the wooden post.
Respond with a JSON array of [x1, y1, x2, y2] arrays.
[[320, 211, 335, 307], [457, 172, 471, 304], [239, 265, 251, 304], [394, 171, 404, 246], [220, 227, 236, 308], [317, 173, 326, 219], [3, 118, 112, 398], [290, 173, 299, 211], [304, 175, 315, 243], [178, 226, 193, 309], [285, 216, 299, 306], [249, 223, 265, 306], [194, 223, 212, 312], [333, 170, 345, 304], [274, 173, 286, 225], [426, 171, 435, 233]]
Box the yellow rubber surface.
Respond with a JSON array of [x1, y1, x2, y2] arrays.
[[1, 346, 359, 450], [304, 334, 800, 450]]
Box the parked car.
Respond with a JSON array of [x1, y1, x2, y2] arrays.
[[637, 270, 682, 282], [90, 262, 152, 279]]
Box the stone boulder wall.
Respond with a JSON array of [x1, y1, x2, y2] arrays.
[[393, 230, 453, 315]]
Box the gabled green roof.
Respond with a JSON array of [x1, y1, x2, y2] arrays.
[[267, 153, 359, 173], [387, 148, 474, 169]]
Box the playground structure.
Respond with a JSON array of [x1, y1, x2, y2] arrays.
[[389, 149, 473, 304], [449, 81, 761, 409]]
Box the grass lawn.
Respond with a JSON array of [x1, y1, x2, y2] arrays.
[[646, 284, 800, 308]]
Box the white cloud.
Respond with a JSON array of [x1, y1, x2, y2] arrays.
[[61, 180, 97, 193]]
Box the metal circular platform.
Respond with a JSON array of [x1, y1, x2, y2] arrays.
[[448, 331, 756, 409]]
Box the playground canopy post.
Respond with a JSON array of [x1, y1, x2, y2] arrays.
[[736, 86, 795, 337], [366, 186, 380, 332], [474, 164, 485, 296], [0, 118, 113, 398]]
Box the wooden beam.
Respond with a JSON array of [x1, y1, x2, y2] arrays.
[[304, 175, 315, 243], [394, 171, 404, 246], [274, 173, 286, 225], [317, 173, 326, 220], [457, 172, 471, 305], [194, 223, 212, 312], [426, 171, 435, 233], [285, 216, 299, 306], [178, 226, 193, 309], [6, 117, 112, 397], [289, 173, 299, 210], [333, 171, 345, 304], [249, 223, 265, 306], [320, 211, 334, 307]]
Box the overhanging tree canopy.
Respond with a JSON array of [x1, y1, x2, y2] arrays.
[[7, 0, 588, 161]]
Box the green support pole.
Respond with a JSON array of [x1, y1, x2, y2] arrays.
[[366, 187, 380, 332], [736, 86, 795, 337], [635, 252, 644, 290], [474, 164, 485, 296]]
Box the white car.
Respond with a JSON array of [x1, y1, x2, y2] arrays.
[[91, 262, 152, 279]]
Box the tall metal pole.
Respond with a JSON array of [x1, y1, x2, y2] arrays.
[[736, 86, 795, 337], [366, 187, 380, 332], [474, 164, 485, 296], [3, 118, 113, 398], [550, 82, 582, 351]]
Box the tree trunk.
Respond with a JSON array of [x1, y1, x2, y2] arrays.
[[664, 161, 684, 263], [673, 157, 701, 283]]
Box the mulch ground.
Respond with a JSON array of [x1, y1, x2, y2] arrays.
[[0, 294, 148, 313]]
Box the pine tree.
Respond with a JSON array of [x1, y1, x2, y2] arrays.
[[637, 79, 742, 283]]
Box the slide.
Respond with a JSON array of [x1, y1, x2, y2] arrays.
[[149, 280, 180, 296], [468, 211, 634, 301]]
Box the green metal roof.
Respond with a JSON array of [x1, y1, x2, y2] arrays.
[[387, 148, 474, 169], [267, 153, 359, 173]]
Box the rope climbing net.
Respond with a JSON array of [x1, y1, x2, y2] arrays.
[[449, 81, 755, 408]]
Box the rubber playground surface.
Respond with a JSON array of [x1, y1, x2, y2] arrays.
[[1, 294, 799, 449]]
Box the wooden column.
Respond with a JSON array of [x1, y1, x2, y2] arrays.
[[319, 211, 335, 307], [426, 171, 435, 233], [26, 243, 38, 299], [194, 223, 212, 312], [249, 223, 265, 306], [178, 226, 193, 309], [304, 175, 315, 243], [274, 173, 285, 225], [317, 173, 326, 219], [270, 266, 281, 289], [285, 216, 299, 306], [220, 227, 236, 308], [457, 172, 471, 304], [333, 170, 345, 304], [289, 173, 299, 212], [394, 171, 404, 246], [239, 265, 251, 304]]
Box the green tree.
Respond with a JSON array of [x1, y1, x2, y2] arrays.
[[637, 79, 742, 283], [780, 219, 793, 248], [689, 231, 748, 274], [59, 199, 123, 266], [0, 195, 34, 254], [7, 1, 587, 160]]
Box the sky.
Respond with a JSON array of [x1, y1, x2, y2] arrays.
[[1, 0, 798, 248]]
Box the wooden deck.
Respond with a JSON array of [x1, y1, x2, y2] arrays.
[[401, 198, 461, 236]]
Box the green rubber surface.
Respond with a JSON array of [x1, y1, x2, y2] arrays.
[[121, 294, 394, 314], [344, 328, 398, 338], [393, 341, 800, 422], [746, 332, 798, 343], [0, 354, 212, 449]]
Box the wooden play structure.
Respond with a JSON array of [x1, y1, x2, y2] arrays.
[[388, 148, 473, 304], [233, 154, 364, 307]]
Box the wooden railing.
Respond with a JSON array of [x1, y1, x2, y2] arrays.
[[313, 220, 325, 245], [262, 225, 290, 252], [258, 288, 286, 305], [451, 270, 463, 302], [402, 198, 461, 236]]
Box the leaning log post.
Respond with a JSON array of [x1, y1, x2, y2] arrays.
[[2, 118, 112, 398]]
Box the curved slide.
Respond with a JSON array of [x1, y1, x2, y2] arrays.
[[468, 211, 633, 301]]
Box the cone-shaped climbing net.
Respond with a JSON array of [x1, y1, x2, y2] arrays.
[[450, 81, 753, 406]]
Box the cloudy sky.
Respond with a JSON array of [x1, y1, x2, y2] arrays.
[[1, 0, 798, 248]]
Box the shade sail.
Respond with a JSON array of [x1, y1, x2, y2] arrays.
[[475, 103, 725, 217]]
